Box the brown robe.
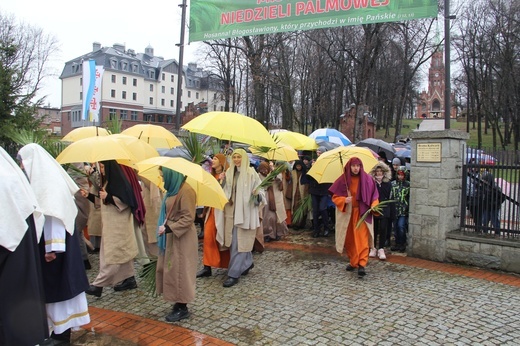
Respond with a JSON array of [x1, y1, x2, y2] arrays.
[[156, 183, 198, 304]]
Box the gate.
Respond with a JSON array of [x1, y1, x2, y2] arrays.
[[461, 147, 520, 237]]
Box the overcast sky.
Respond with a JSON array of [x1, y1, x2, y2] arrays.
[[1, 0, 200, 108]]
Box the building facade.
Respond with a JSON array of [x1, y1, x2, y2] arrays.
[[416, 48, 457, 119], [35, 106, 62, 135], [60, 42, 224, 135]]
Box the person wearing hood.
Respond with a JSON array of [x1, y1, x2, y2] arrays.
[[156, 168, 198, 322], [18, 143, 90, 345], [290, 160, 309, 229], [329, 157, 379, 277], [308, 146, 332, 238], [368, 162, 393, 260], [0, 147, 48, 346], [215, 148, 265, 288], [196, 153, 231, 278], [390, 166, 410, 252]]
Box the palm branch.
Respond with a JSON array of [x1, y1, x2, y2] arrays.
[[356, 200, 396, 229], [138, 258, 158, 297], [253, 163, 287, 197], [181, 132, 211, 164], [292, 194, 312, 225]]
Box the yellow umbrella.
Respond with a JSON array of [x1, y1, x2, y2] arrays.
[[56, 134, 150, 165], [181, 111, 277, 148], [121, 124, 182, 149], [270, 129, 318, 150], [249, 142, 299, 162], [307, 146, 379, 183], [110, 134, 159, 168], [137, 157, 228, 209], [61, 126, 110, 142]]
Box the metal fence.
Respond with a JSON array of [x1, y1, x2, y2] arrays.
[[461, 146, 520, 238]]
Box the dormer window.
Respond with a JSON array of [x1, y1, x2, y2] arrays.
[[110, 58, 117, 69]]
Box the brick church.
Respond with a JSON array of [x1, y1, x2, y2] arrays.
[[416, 48, 457, 119]]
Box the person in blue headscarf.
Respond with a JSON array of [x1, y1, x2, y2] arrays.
[[156, 168, 198, 323]]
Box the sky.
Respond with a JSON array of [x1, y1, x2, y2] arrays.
[[1, 0, 201, 108]]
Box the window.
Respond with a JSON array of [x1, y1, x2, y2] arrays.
[[133, 78, 137, 86], [158, 115, 164, 123], [131, 63, 138, 73], [162, 73, 165, 81], [122, 91, 127, 99], [111, 89, 116, 98], [188, 91, 191, 97], [171, 75, 174, 82], [79, 92, 82, 100], [196, 92, 199, 99], [109, 108, 117, 120], [161, 86, 165, 93], [214, 93, 217, 100], [111, 75, 116, 83], [220, 106, 224, 111], [149, 84, 154, 92], [122, 76, 127, 85], [170, 87, 174, 94], [149, 97, 153, 105], [120, 110, 127, 120], [131, 111, 138, 121], [132, 92, 137, 101], [170, 100, 174, 107], [213, 105, 217, 111], [161, 99, 165, 106], [79, 78, 82, 85]]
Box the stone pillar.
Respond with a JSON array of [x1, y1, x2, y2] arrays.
[[407, 130, 469, 261]]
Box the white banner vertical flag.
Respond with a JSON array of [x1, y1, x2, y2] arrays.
[[82, 60, 104, 123]]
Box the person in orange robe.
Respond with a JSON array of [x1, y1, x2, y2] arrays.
[[196, 154, 230, 278], [329, 157, 379, 278]]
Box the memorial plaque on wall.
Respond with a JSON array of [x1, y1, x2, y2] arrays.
[[416, 143, 442, 162]]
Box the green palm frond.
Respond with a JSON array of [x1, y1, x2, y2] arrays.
[[138, 258, 158, 297], [181, 132, 211, 164], [356, 200, 396, 229], [254, 163, 286, 194], [292, 194, 312, 225], [5, 128, 63, 158]]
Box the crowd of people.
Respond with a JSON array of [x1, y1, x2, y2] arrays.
[[1, 140, 415, 343]]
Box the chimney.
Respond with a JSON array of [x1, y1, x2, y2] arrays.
[[113, 43, 125, 53], [127, 49, 136, 57], [93, 42, 101, 51]]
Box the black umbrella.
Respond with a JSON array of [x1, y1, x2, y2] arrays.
[[356, 138, 396, 160]]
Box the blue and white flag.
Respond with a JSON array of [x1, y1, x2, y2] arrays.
[[82, 60, 104, 123]]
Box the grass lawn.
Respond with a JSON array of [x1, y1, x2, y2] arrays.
[[375, 118, 514, 150]]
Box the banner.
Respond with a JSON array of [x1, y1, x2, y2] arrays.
[[82, 60, 104, 123], [189, 0, 438, 42]]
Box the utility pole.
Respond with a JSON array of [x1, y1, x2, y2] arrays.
[[175, 0, 187, 130], [444, 0, 455, 129]]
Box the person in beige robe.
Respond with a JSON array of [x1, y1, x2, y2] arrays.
[[216, 148, 264, 288], [156, 168, 198, 322], [84, 160, 141, 297]]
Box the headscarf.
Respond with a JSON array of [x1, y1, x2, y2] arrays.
[[329, 157, 378, 222], [157, 168, 186, 252], [101, 160, 140, 218], [18, 143, 79, 235], [258, 161, 271, 176], [120, 165, 146, 225], [0, 147, 44, 251], [223, 148, 252, 201], [212, 153, 229, 174]]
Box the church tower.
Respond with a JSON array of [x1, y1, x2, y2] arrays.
[[416, 47, 456, 119]]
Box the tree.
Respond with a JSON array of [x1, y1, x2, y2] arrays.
[[0, 12, 59, 146]]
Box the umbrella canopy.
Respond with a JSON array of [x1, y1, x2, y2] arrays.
[[356, 138, 396, 160], [316, 140, 341, 151], [270, 129, 318, 150], [110, 134, 159, 168], [61, 126, 110, 142], [249, 143, 299, 162], [121, 124, 182, 149], [307, 146, 379, 184], [137, 157, 228, 209], [309, 128, 351, 146], [395, 149, 412, 159], [158, 147, 192, 160], [181, 111, 277, 148]]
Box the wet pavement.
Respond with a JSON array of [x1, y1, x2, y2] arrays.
[[78, 229, 520, 345]]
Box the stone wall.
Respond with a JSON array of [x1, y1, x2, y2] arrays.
[[407, 129, 520, 274]]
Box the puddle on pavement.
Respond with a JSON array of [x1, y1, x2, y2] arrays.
[[72, 330, 137, 346]]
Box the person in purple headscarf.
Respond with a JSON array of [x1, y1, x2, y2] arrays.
[[329, 157, 379, 278]]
